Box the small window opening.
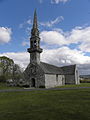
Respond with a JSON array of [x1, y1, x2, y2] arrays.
[[56, 75, 58, 82], [34, 40, 37, 47], [31, 41, 33, 47]]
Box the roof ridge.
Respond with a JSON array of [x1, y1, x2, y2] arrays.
[[40, 61, 59, 68]]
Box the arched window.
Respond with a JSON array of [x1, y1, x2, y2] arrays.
[[31, 41, 33, 47]]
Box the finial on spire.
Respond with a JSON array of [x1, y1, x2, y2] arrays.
[[33, 9, 38, 29]]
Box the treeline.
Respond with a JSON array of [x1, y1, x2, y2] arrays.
[[0, 56, 23, 85]]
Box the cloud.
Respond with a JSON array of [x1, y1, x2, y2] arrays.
[[40, 16, 64, 27], [0, 52, 30, 69], [41, 47, 90, 75], [22, 41, 29, 46], [0, 27, 12, 44], [21, 25, 90, 53], [0, 47, 90, 74], [79, 43, 90, 52], [17, 22, 90, 74], [67, 26, 90, 52], [41, 47, 90, 66], [51, 0, 69, 4], [38, 0, 69, 4], [20, 16, 64, 46], [40, 26, 90, 53], [40, 30, 67, 45], [67, 26, 90, 44], [19, 18, 32, 28], [20, 16, 64, 29], [38, 0, 43, 3]]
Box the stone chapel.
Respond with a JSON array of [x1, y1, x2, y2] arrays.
[[23, 10, 80, 88]]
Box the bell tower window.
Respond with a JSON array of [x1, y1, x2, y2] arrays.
[[31, 41, 33, 48], [34, 40, 36, 47]]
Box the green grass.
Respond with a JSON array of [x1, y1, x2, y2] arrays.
[[57, 83, 90, 88], [0, 82, 90, 90], [0, 83, 21, 89], [0, 88, 90, 120]]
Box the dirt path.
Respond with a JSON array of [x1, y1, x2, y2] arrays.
[[0, 87, 90, 93]]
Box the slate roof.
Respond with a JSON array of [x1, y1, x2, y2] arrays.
[[61, 65, 76, 75], [40, 62, 76, 75], [40, 62, 63, 74], [25, 62, 76, 75]]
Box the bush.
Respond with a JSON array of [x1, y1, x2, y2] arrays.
[[80, 79, 90, 83], [39, 85, 45, 88], [22, 84, 30, 88], [0, 75, 7, 82]]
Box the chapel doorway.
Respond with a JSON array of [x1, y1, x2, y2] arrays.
[[31, 78, 35, 87]]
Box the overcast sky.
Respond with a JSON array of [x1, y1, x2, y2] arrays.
[[0, 0, 90, 75]]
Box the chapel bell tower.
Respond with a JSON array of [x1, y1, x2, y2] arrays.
[[27, 9, 43, 64]]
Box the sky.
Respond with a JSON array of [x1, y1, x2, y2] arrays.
[[0, 0, 90, 75]]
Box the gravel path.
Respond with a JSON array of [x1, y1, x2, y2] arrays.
[[0, 87, 90, 93]]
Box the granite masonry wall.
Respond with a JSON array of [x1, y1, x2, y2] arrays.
[[45, 74, 65, 88]]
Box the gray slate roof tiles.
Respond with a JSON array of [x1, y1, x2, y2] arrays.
[[40, 62, 76, 75], [25, 62, 76, 75], [61, 65, 76, 75]]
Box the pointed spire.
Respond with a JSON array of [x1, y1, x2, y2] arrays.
[[31, 9, 39, 37], [33, 9, 38, 29]]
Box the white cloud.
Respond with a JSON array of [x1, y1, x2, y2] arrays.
[[0, 27, 12, 44], [22, 41, 29, 46], [19, 16, 64, 30], [38, 0, 43, 3], [67, 26, 90, 44], [19, 18, 32, 28], [38, 0, 69, 4], [66, 26, 90, 52], [1, 24, 89, 74], [41, 47, 90, 75], [51, 0, 69, 4], [41, 47, 90, 66], [79, 43, 90, 52], [40, 16, 64, 27], [27, 19, 32, 25], [40, 26, 90, 52], [40, 30, 66, 45], [0, 52, 30, 69], [0, 46, 90, 74]]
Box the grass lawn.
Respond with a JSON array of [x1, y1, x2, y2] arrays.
[[57, 83, 90, 88], [0, 83, 21, 90], [0, 82, 90, 90], [0, 87, 90, 120]]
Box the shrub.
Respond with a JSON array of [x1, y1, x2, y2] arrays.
[[39, 85, 45, 88], [22, 84, 30, 88], [80, 79, 90, 83], [0, 75, 7, 82]]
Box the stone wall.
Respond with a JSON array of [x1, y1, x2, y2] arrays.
[[45, 74, 65, 88], [75, 69, 80, 84], [64, 65, 80, 85], [23, 63, 45, 88], [58, 75, 65, 86], [30, 52, 40, 64], [65, 75, 75, 84]]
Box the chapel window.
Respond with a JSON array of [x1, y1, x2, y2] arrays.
[[56, 75, 58, 82]]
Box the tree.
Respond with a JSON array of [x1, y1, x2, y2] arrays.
[[0, 56, 14, 82], [0, 56, 23, 83], [12, 64, 23, 85]]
